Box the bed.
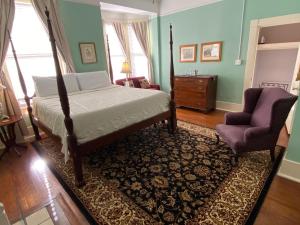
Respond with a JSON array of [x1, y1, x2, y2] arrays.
[[14, 8, 177, 187], [33, 83, 170, 162]]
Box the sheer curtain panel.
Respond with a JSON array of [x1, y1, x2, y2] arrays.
[[132, 21, 153, 82], [31, 0, 76, 73], [0, 0, 28, 140], [113, 22, 132, 76]]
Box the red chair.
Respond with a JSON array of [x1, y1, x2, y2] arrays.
[[115, 76, 160, 90]]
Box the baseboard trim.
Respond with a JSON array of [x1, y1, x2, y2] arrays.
[[216, 101, 243, 112], [278, 158, 300, 183]]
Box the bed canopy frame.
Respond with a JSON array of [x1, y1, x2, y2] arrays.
[[15, 8, 177, 187]]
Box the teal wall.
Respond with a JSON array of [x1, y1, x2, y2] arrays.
[[150, 17, 162, 84], [151, 0, 300, 162], [58, 1, 107, 72], [157, 0, 244, 103], [153, 0, 300, 103]]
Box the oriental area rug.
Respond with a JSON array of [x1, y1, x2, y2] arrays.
[[33, 121, 284, 225]]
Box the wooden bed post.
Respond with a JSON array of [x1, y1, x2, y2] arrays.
[[169, 24, 177, 133], [7, 30, 41, 141], [45, 8, 85, 187], [106, 35, 114, 84]]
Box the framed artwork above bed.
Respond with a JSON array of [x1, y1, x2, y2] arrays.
[[79, 42, 97, 64], [180, 44, 197, 62]]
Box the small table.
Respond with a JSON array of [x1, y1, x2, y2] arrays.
[[0, 115, 27, 159]]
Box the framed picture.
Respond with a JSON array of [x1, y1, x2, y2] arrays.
[[180, 44, 197, 62], [79, 42, 97, 64], [200, 41, 223, 62]]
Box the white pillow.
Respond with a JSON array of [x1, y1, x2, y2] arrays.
[[33, 74, 80, 97], [76, 71, 111, 90]]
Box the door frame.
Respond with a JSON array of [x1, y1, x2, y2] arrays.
[[243, 13, 300, 95]]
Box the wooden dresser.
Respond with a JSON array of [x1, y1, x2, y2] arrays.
[[174, 75, 217, 112]]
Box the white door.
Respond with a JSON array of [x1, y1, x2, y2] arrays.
[[286, 45, 300, 133]]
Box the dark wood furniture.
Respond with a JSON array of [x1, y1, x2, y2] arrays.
[[0, 115, 26, 159], [13, 8, 177, 187], [174, 75, 217, 112]]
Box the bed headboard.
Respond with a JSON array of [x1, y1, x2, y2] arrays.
[[259, 81, 289, 91]]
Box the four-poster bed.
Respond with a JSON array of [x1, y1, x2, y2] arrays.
[[17, 8, 177, 187]]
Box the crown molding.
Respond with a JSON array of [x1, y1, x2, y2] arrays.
[[159, 0, 222, 17], [63, 0, 100, 6]]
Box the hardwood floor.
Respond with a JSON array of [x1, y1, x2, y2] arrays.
[[177, 108, 225, 129], [0, 108, 299, 225], [0, 145, 89, 224]]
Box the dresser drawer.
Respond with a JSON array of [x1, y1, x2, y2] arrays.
[[175, 91, 207, 109], [175, 78, 207, 87], [175, 85, 206, 93], [175, 89, 206, 98]]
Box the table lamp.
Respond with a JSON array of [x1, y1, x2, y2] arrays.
[[121, 61, 131, 83]]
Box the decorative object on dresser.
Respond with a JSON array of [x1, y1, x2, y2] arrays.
[[200, 41, 223, 62], [179, 44, 197, 62], [174, 75, 217, 112]]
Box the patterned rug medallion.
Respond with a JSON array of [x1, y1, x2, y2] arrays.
[[33, 121, 283, 225]]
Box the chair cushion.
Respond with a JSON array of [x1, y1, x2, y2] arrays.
[[139, 79, 151, 89], [216, 124, 251, 151]]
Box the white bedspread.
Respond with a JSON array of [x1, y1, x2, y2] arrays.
[[33, 85, 170, 162]]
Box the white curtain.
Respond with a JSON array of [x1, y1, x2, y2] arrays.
[[0, 0, 14, 68], [31, 0, 76, 73], [113, 22, 132, 75], [0, 0, 28, 140], [132, 21, 154, 82]]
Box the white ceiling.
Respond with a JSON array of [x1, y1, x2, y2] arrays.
[[72, 0, 222, 17], [100, 2, 156, 16], [100, 0, 159, 14], [159, 0, 222, 16]]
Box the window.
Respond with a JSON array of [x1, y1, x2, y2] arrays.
[[105, 24, 126, 82], [128, 25, 149, 78], [105, 23, 149, 82], [6, 2, 56, 100]]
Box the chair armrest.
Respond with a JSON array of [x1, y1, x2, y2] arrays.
[[244, 126, 270, 142], [150, 84, 160, 90], [225, 112, 251, 125]]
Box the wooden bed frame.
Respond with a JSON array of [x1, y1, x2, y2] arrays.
[[16, 8, 177, 187]]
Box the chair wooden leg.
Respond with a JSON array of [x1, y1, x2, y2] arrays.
[[231, 151, 238, 166], [270, 148, 275, 162], [215, 133, 220, 144]]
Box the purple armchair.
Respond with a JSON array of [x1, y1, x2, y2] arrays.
[[216, 88, 298, 162]]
